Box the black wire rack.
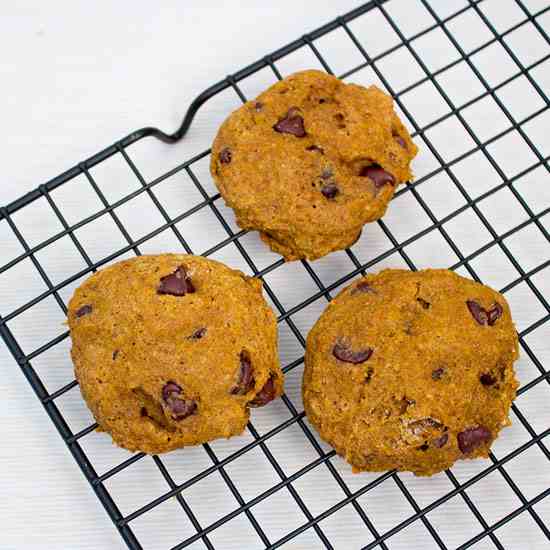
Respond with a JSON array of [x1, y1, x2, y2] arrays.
[[1, 0, 549, 548]]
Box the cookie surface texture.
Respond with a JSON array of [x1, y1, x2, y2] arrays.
[[68, 254, 283, 454], [303, 269, 519, 476], [210, 70, 417, 261]]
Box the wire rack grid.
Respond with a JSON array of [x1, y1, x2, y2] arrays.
[[1, 0, 549, 548]]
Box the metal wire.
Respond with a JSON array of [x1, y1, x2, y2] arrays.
[[1, 1, 549, 549]]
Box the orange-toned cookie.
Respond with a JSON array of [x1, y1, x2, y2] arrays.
[[211, 70, 417, 261], [303, 269, 519, 476], [68, 254, 283, 454]]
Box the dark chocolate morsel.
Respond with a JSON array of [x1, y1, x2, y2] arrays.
[[189, 327, 207, 340], [359, 164, 396, 189], [333, 341, 373, 364], [162, 382, 182, 401], [487, 302, 503, 326], [321, 183, 339, 199], [351, 280, 376, 295], [249, 375, 277, 407], [231, 350, 255, 395], [162, 382, 197, 421], [466, 300, 489, 325], [273, 108, 306, 137], [158, 266, 195, 296], [457, 426, 492, 454], [76, 304, 92, 317], [432, 367, 445, 380], [219, 147, 232, 164], [480, 373, 497, 386]]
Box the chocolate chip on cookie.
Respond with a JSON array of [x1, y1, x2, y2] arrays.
[[360, 164, 396, 189], [231, 350, 255, 395], [321, 183, 339, 199], [219, 147, 232, 164], [457, 426, 492, 454], [333, 340, 373, 364], [162, 382, 197, 421], [250, 375, 277, 407], [158, 266, 195, 296], [273, 107, 306, 137], [76, 304, 93, 317]]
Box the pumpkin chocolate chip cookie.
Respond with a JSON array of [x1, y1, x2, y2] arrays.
[[210, 69, 417, 261], [303, 269, 519, 476], [68, 254, 283, 454]]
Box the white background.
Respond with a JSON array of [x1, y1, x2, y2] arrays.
[[1, 1, 549, 549]]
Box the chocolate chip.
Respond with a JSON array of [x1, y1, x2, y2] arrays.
[[249, 375, 277, 407], [466, 300, 489, 325], [487, 302, 503, 326], [273, 108, 306, 137], [352, 280, 376, 295], [112, 350, 119, 360], [419, 443, 429, 451], [417, 297, 431, 309], [158, 266, 195, 296], [162, 382, 197, 421], [254, 102, 263, 112], [219, 147, 232, 164], [306, 144, 324, 154], [432, 367, 445, 380], [169, 398, 197, 420], [321, 183, 339, 199], [231, 350, 255, 395], [480, 373, 497, 386], [467, 300, 503, 326], [76, 304, 92, 317], [359, 164, 396, 189], [433, 433, 449, 448], [333, 340, 373, 364], [189, 327, 207, 340], [162, 382, 182, 401], [457, 426, 492, 454]]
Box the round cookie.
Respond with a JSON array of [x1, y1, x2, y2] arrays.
[[68, 254, 283, 454], [303, 269, 519, 476], [211, 69, 417, 261]]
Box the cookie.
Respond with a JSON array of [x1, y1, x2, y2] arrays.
[[68, 254, 283, 454], [303, 269, 519, 476], [211, 69, 417, 261]]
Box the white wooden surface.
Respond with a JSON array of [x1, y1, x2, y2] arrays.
[[1, 1, 549, 549]]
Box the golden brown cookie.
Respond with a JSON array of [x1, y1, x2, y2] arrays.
[[210, 70, 418, 261], [303, 269, 519, 476], [68, 254, 283, 454]]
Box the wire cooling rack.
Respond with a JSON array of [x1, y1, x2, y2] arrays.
[[1, 0, 549, 548]]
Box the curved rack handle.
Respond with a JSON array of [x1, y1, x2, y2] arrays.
[[129, 0, 383, 145]]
